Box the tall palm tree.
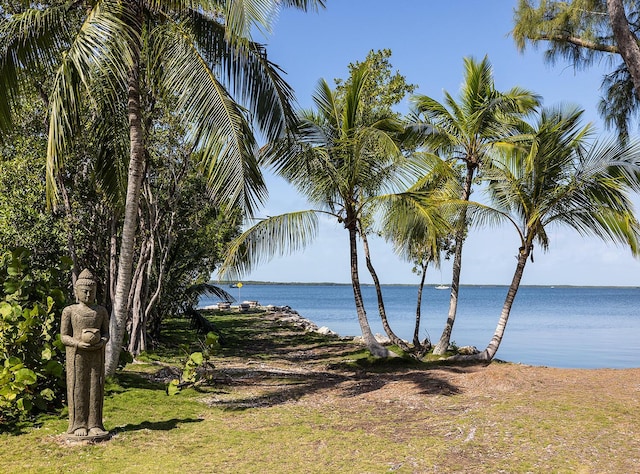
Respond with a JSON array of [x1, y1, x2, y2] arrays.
[[408, 56, 541, 354], [222, 62, 425, 357], [459, 105, 640, 361], [381, 160, 460, 351], [0, 0, 324, 376]]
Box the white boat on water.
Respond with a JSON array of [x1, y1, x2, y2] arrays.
[[435, 284, 449, 290]]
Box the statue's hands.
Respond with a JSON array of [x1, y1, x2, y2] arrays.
[[76, 339, 105, 351]]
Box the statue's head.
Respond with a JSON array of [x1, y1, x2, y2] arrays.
[[75, 269, 97, 304]]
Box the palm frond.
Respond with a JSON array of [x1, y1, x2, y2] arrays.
[[342, 62, 368, 134], [486, 104, 640, 256], [44, 0, 136, 205], [185, 282, 235, 303], [187, 11, 297, 141], [0, 4, 74, 131], [151, 21, 267, 215], [223, 0, 279, 39], [218, 210, 320, 279]]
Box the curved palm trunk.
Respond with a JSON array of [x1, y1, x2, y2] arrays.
[[455, 244, 531, 362], [348, 224, 389, 358], [105, 48, 145, 377], [433, 165, 475, 355], [360, 231, 412, 353]]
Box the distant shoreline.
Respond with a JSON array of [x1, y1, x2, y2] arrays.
[[214, 281, 640, 289]]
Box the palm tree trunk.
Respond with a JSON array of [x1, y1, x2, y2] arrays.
[[455, 244, 531, 362], [348, 224, 389, 357], [413, 260, 429, 349], [104, 47, 145, 377], [360, 231, 412, 353], [433, 165, 475, 355]]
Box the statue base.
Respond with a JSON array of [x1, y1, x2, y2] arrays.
[[64, 429, 111, 442]]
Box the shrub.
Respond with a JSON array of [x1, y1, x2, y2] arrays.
[[167, 331, 219, 396], [0, 247, 70, 429]]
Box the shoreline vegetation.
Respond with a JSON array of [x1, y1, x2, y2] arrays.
[[2, 307, 639, 472]]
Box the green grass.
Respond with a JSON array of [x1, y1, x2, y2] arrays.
[[1, 310, 639, 473]]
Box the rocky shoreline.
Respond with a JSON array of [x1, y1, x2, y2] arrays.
[[199, 302, 412, 345], [200, 301, 345, 337]]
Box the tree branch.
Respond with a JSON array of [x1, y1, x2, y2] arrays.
[[537, 34, 619, 53]]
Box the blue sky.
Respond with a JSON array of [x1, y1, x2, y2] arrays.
[[228, 0, 640, 286]]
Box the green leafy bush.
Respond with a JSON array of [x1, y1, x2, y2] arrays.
[[0, 247, 70, 429], [167, 331, 219, 396]]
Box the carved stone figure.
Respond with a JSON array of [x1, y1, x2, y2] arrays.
[[60, 269, 110, 439]]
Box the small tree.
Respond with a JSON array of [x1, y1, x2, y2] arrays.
[[382, 164, 459, 351]]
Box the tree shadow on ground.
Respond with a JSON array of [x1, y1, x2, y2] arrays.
[[205, 363, 475, 410], [114, 418, 204, 433], [157, 311, 493, 411], [106, 371, 167, 394], [340, 370, 464, 398], [207, 368, 349, 410]]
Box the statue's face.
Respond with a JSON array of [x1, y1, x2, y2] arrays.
[[75, 284, 96, 304]]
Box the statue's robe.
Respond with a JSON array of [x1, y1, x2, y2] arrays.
[[60, 304, 109, 435]]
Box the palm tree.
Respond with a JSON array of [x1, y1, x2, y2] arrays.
[[381, 158, 459, 352], [222, 62, 424, 357], [0, 0, 325, 376], [459, 105, 640, 361], [408, 56, 541, 355]]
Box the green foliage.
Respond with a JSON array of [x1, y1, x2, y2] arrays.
[[335, 49, 417, 125], [167, 331, 219, 396], [0, 92, 68, 269], [512, 0, 639, 139], [513, 0, 612, 67], [0, 247, 70, 429], [141, 119, 244, 340]]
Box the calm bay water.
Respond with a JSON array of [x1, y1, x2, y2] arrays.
[[200, 284, 640, 369]]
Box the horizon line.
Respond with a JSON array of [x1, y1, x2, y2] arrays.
[[213, 280, 640, 289]]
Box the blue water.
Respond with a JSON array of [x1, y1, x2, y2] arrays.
[[200, 284, 640, 369]]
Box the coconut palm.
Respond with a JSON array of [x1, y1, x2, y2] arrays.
[[459, 104, 640, 361], [0, 0, 324, 376], [222, 62, 429, 357], [381, 161, 460, 351], [408, 56, 541, 354]]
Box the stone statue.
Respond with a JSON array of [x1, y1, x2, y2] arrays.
[[60, 269, 110, 440]]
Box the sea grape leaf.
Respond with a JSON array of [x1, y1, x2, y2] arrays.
[[14, 368, 37, 385]]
